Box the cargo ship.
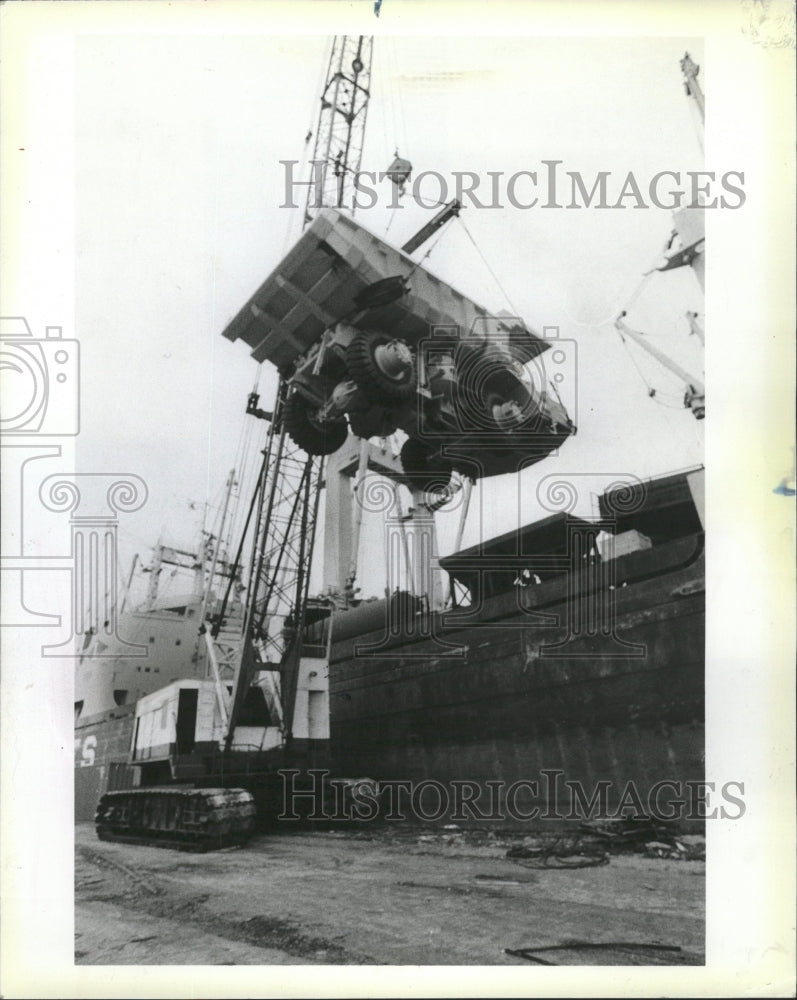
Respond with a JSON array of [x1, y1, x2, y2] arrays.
[[75, 464, 705, 825], [74, 42, 706, 829], [74, 534, 246, 821], [73, 199, 706, 827]]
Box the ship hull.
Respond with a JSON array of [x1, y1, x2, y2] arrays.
[[329, 533, 704, 826], [75, 708, 138, 822], [77, 538, 704, 824], [76, 469, 705, 829], [74, 579, 242, 821]]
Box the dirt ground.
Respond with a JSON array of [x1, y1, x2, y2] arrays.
[[75, 822, 705, 966]]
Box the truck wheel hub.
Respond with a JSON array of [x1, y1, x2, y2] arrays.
[[374, 340, 412, 380]]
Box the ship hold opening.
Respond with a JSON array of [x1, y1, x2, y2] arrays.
[[441, 512, 596, 606]]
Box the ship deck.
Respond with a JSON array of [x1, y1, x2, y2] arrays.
[[75, 822, 704, 967]]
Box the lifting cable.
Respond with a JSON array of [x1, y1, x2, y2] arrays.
[[613, 238, 703, 410], [386, 40, 398, 153], [404, 221, 452, 279], [620, 230, 683, 314], [280, 37, 333, 254], [619, 270, 654, 315], [227, 370, 261, 549], [384, 199, 399, 236], [456, 214, 521, 316], [375, 42, 392, 170], [419, 208, 690, 416], [387, 38, 404, 162], [212, 454, 268, 638], [306, 37, 332, 146], [389, 37, 410, 163], [240, 369, 268, 498], [614, 327, 690, 409], [382, 38, 412, 234]]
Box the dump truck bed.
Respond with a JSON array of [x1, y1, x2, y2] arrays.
[[221, 208, 549, 371]]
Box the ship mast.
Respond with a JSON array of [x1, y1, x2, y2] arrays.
[[197, 468, 237, 626], [617, 52, 706, 420], [680, 52, 705, 126], [660, 52, 706, 290]]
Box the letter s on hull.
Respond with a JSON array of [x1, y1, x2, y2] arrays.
[[80, 735, 96, 767]]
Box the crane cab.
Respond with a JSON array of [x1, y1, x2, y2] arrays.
[[129, 652, 330, 787]]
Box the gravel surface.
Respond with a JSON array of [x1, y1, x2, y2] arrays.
[[75, 822, 705, 966]]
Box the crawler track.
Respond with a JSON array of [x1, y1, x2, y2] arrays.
[[95, 787, 256, 852]]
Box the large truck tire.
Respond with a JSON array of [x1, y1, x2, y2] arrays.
[[400, 437, 452, 493], [346, 330, 416, 401], [283, 391, 347, 456], [454, 339, 538, 432]]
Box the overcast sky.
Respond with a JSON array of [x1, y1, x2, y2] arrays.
[[74, 33, 706, 600]]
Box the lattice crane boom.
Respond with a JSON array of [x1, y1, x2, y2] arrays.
[[304, 36, 373, 227], [223, 379, 326, 750]]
